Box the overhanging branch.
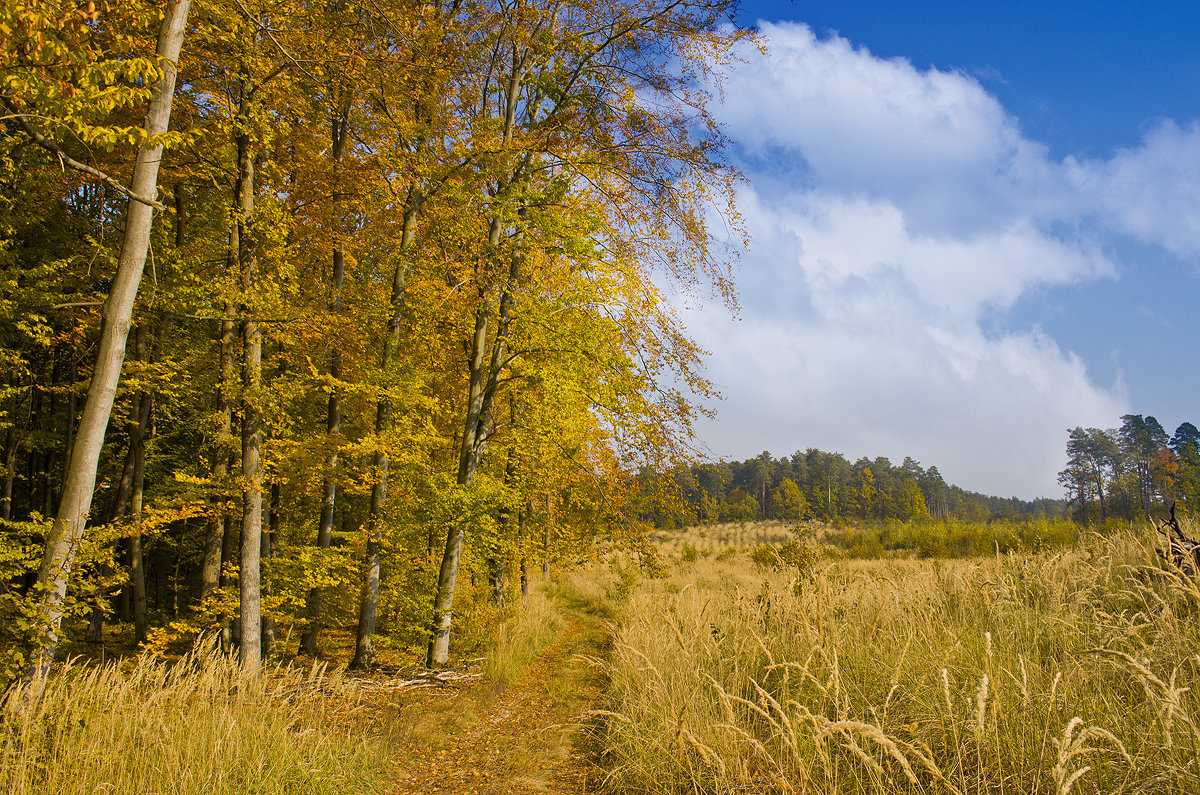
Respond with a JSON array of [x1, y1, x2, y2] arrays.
[[0, 96, 167, 211]]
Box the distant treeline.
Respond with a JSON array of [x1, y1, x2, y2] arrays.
[[1059, 414, 1198, 523], [636, 449, 1066, 529]]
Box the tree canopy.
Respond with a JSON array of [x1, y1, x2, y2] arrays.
[[1059, 414, 1200, 523], [0, 0, 750, 679], [635, 448, 1066, 530]]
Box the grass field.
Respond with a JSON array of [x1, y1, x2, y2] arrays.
[[0, 586, 570, 795], [6, 518, 1199, 794], [598, 520, 1200, 793]]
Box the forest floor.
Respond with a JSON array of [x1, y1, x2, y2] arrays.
[[379, 611, 610, 794]]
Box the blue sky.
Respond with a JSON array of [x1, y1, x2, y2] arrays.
[[687, 1, 1200, 498]]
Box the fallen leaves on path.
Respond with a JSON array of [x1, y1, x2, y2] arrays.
[[385, 615, 606, 795]]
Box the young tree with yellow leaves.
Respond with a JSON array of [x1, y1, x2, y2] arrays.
[[425, 0, 748, 665]]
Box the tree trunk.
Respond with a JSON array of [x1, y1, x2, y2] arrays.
[[27, 0, 192, 679], [236, 124, 263, 674], [2, 425, 14, 522], [129, 403, 148, 645], [222, 514, 239, 651], [89, 352, 152, 642], [489, 558, 506, 606], [429, 213, 523, 665], [351, 402, 389, 670], [1093, 463, 1107, 521], [350, 201, 416, 670], [200, 313, 236, 608], [172, 546, 180, 618], [301, 98, 350, 657], [519, 503, 529, 598], [129, 324, 151, 644], [427, 303, 488, 668], [260, 481, 278, 658], [488, 445, 519, 607]]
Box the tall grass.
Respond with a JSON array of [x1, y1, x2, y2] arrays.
[[831, 516, 1080, 559], [483, 584, 566, 687], [598, 525, 1200, 793], [0, 648, 386, 795]]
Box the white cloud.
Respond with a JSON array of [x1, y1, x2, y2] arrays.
[[689, 186, 1127, 496], [687, 22, 1187, 497], [757, 192, 1112, 318], [718, 24, 1071, 237], [693, 308, 1127, 497], [1066, 120, 1200, 259]]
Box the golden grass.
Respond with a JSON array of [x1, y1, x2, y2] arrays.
[[0, 566, 601, 795], [483, 584, 566, 687], [0, 647, 386, 795], [597, 523, 1200, 793]]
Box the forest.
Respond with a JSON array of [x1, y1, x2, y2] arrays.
[[0, 0, 751, 680], [635, 449, 1067, 530], [634, 412, 1200, 533], [1058, 414, 1199, 524]]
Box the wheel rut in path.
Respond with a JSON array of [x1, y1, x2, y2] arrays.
[[386, 614, 607, 794]]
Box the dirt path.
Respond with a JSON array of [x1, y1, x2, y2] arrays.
[[384, 614, 608, 794]]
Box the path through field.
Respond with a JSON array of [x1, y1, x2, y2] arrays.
[[385, 614, 607, 794]]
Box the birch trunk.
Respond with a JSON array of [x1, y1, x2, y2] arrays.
[[28, 0, 192, 677]]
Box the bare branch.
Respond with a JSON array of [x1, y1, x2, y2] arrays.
[[0, 96, 167, 211]]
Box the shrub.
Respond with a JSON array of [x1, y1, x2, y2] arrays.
[[778, 538, 820, 578], [750, 544, 780, 570]]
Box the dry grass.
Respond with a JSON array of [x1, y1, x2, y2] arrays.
[[596, 523, 1200, 793], [653, 521, 809, 559], [0, 647, 387, 795], [0, 569, 593, 795], [483, 584, 566, 687]]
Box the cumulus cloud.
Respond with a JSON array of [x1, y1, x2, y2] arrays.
[[1066, 120, 1200, 259], [684, 22, 1200, 496], [690, 307, 1127, 497], [748, 191, 1112, 318], [688, 184, 1127, 497], [718, 24, 1071, 236]]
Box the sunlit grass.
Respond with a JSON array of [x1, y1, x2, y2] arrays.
[[596, 522, 1200, 793], [483, 584, 565, 687], [0, 647, 387, 795]]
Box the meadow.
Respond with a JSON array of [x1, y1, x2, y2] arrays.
[[5, 517, 1199, 794], [600, 519, 1200, 793]]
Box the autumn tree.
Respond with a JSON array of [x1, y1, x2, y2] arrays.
[[13, 0, 193, 677], [770, 477, 807, 522], [424, 0, 748, 666]]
